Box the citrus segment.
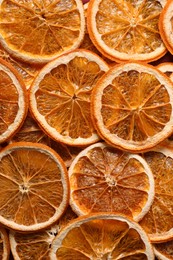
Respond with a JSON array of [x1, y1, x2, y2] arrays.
[[0, 227, 10, 260], [140, 143, 173, 242], [50, 213, 154, 259], [91, 62, 173, 152], [69, 142, 154, 222], [0, 0, 85, 63], [0, 142, 69, 232], [0, 58, 28, 144], [87, 0, 167, 63], [29, 49, 109, 146]]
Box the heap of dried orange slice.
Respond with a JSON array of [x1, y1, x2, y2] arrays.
[[1, 0, 173, 259]]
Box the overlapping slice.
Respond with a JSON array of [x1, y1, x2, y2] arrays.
[[159, 0, 173, 55], [10, 112, 83, 168], [157, 62, 173, 82], [0, 142, 69, 232], [0, 0, 85, 64], [9, 206, 77, 260], [50, 213, 155, 259], [0, 43, 42, 89], [153, 239, 173, 260], [0, 58, 28, 144], [0, 227, 10, 260], [69, 142, 154, 222], [29, 49, 109, 146], [91, 62, 173, 152], [140, 142, 173, 242], [87, 0, 167, 63]]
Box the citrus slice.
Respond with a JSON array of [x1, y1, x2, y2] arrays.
[[0, 58, 28, 144], [159, 0, 173, 55], [0, 0, 85, 64], [69, 142, 154, 222], [0, 227, 10, 260], [91, 62, 173, 153], [50, 213, 155, 259], [29, 49, 109, 146], [153, 239, 173, 260], [157, 62, 173, 82], [0, 43, 42, 89], [0, 142, 69, 232], [10, 112, 83, 168], [9, 206, 77, 260], [87, 0, 167, 63], [140, 143, 173, 242]]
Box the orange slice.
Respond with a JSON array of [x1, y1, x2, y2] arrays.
[[29, 49, 109, 146], [0, 227, 10, 260], [50, 213, 155, 259], [87, 0, 167, 63], [153, 239, 173, 260], [0, 58, 28, 144], [69, 142, 154, 222], [10, 112, 83, 168], [159, 0, 173, 55], [140, 142, 173, 242], [91, 62, 173, 153], [0, 0, 85, 64], [0, 142, 69, 232], [0, 43, 42, 89], [9, 206, 77, 259], [157, 62, 173, 82]]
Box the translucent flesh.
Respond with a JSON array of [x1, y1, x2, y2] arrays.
[[11, 114, 82, 167], [36, 57, 105, 139], [0, 147, 64, 226], [101, 70, 171, 141], [70, 146, 150, 218], [0, 44, 41, 88], [96, 0, 163, 55], [56, 218, 147, 259], [0, 70, 19, 135], [0, 0, 81, 57], [140, 151, 173, 239]]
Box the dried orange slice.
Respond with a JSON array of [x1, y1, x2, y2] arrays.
[[140, 143, 173, 242], [0, 227, 10, 260], [29, 49, 109, 146], [69, 142, 154, 222], [10, 112, 83, 168], [9, 206, 77, 260], [153, 240, 173, 260], [50, 213, 155, 259], [87, 0, 167, 63], [91, 62, 173, 153], [0, 0, 85, 64], [159, 0, 173, 55], [157, 62, 173, 82], [0, 58, 28, 144], [0, 142, 69, 232], [0, 43, 42, 89]]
